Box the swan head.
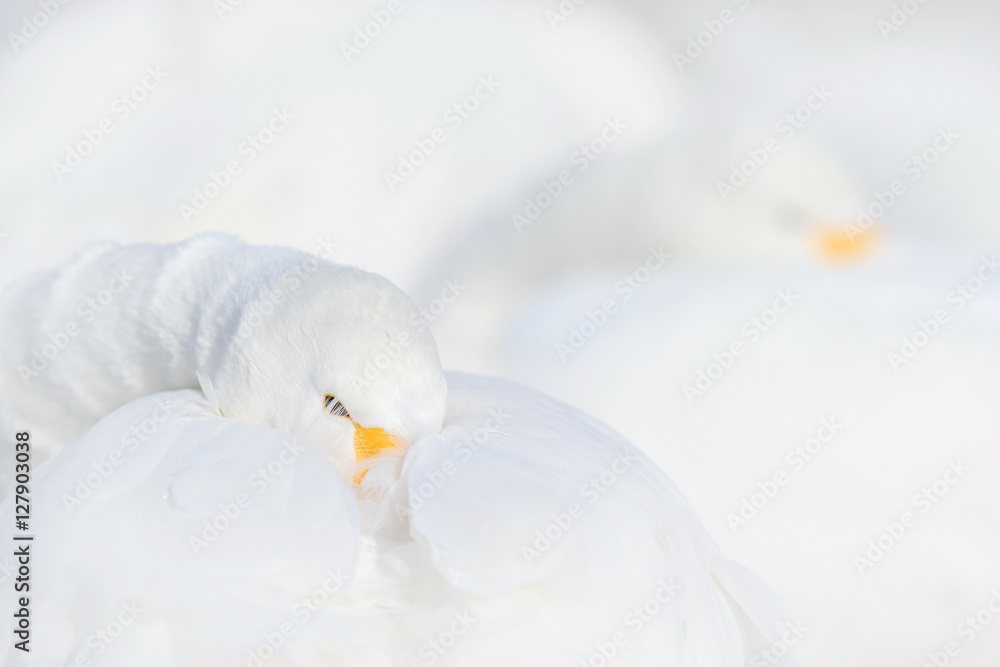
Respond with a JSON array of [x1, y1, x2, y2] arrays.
[[207, 257, 448, 481]]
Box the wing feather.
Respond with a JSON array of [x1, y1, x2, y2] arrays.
[[0, 390, 359, 666], [399, 372, 787, 665]]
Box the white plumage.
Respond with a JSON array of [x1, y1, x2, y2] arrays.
[[0, 236, 788, 665], [0, 234, 447, 488]]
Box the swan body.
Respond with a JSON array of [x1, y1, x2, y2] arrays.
[[0, 236, 788, 665]]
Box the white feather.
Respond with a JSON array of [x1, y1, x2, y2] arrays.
[[0, 237, 789, 665]]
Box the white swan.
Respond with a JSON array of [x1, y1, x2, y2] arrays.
[[0, 235, 789, 666]]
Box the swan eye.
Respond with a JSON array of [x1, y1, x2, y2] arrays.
[[324, 394, 351, 419]]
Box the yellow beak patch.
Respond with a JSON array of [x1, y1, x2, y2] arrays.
[[816, 225, 879, 261], [353, 424, 402, 484]]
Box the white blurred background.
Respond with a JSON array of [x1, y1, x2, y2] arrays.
[[2, 1, 999, 665]]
